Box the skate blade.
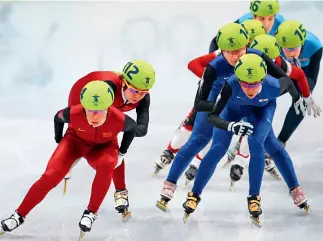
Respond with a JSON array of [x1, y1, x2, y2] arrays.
[[304, 204, 311, 216], [153, 167, 161, 177], [184, 179, 190, 187], [156, 200, 168, 212], [230, 181, 235, 192], [121, 211, 132, 223], [183, 212, 190, 223], [250, 216, 261, 228], [79, 230, 85, 241], [63, 179, 68, 196], [0, 229, 5, 236], [223, 159, 232, 167], [268, 171, 281, 180]]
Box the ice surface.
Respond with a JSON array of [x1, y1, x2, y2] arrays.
[[0, 1, 322, 241]]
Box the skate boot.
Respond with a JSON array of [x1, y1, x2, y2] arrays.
[[223, 140, 241, 167], [229, 164, 244, 191], [248, 195, 262, 228], [264, 153, 281, 180], [114, 189, 131, 222], [0, 211, 25, 235], [156, 180, 177, 212], [153, 150, 174, 176], [184, 165, 198, 186], [290, 186, 310, 215], [182, 192, 201, 223], [79, 209, 97, 240]]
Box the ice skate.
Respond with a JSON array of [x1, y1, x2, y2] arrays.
[[0, 211, 25, 235], [264, 153, 281, 180], [153, 150, 174, 176], [247, 196, 262, 228], [182, 192, 201, 223], [114, 189, 132, 222], [79, 209, 97, 240], [156, 180, 177, 212], [290, 186, 310, 215], [229, 164, 244, 191], [184, 165, 198, 186], [223, 140, 241, 167]]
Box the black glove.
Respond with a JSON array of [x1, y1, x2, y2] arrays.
[[228, 121, 254, 136]]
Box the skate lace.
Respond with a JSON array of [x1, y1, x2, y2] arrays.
[[290, 187, 306, 206], [162, 181, 176, 198], [186, 196, 198, 209], [249, 201, 261, 212], [115, 190, 128, 200]]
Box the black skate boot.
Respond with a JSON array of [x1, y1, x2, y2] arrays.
[[184, 165, 198, 186], [182, 192, 201, 223], [154, 150, 174, 176], [229, 164, 244, 191], [79, 209, 97, 240], [247, 195, 262, 228], [114, 189, 131, 222], [0, 211, 25, 235]]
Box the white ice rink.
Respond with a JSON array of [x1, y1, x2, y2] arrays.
[[0, 1, 322, 241]]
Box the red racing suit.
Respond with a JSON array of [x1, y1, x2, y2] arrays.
[[16, 105, 136, 217], [68, 71, 150, 191]]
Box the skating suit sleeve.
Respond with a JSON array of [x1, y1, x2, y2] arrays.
[[194, 55, 235, 112], [68, 71, 120, 106], [237, 12, 285, 36], [276, 56, 310, 97], [207, 81, 233, 130], [188, 52, 217, 78], [119, 115, 137, 154], [135, 93, 150, 137], [54, 107, 71, 143], [299, 31, 322, 89]]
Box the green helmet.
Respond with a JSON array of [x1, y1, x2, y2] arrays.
[[234, 54, 267, 83], [250, 0, 280, 17], [80, 81, 114, 110], [275, 20, 307, 48], [122, 60, 155, 90], [250, 34, 281, 59], [241, 19, 266, 42], [215, 23, 249, 51]]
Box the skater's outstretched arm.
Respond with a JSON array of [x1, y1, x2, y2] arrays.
[[188, 52, 217, 78], [207, 82, 232, 130], [54, 107, 71, 143], [119, 115, 137, 154], [302, 47, 322, 89], [135, 94, 150, 137], [194, 65, 218, 112], [278, 76, 301, 102]]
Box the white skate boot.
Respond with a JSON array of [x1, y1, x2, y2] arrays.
[[153, 150, 174, 176], [223, 140, 241, 167], [79, 209, 97, 240], [290, 186, 310, 215], [0, 211, 25, 235], [114, 189, 131, 222], [264, 154, 281, 179], [156, 180, 177, 212]]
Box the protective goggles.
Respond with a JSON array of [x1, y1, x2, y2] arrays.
[[124, 81, 149, 96], [239, 79, 263, 89], [223, 47, 246, 56], [282, 46, 302, 52], [87, 110, 106, 114]]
